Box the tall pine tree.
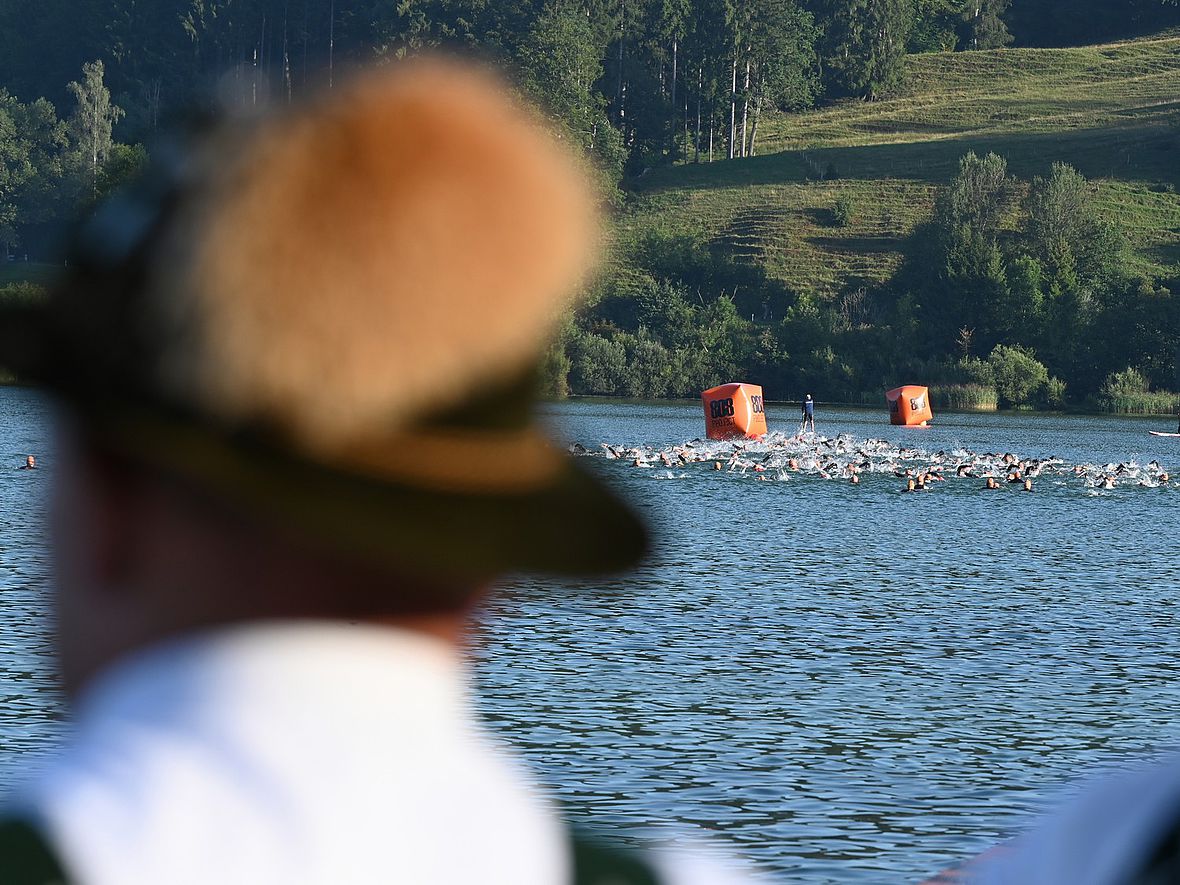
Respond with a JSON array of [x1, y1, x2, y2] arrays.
[[811, 0, 910, 100], [959, 0, 1012, 50]]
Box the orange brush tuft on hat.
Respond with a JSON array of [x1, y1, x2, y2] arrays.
[[0, 58, 648, 581]]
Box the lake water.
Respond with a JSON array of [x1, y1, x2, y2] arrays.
[[3, 391, 1180, 882], [0, 388, 60, 776], [474, 399, 1180, 882]]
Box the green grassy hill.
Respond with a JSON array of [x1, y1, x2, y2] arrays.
[[622, 33, 1180, 298]]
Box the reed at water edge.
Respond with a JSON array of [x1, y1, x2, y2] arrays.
[[929, 384, 999, 412], [1093, 390, 1180, 415]]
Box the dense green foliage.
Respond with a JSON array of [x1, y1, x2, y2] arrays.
[[0, 2, 1176, 229], [0, 70, 123, 257], [1007, 0, 1180, 47], [562, 139, 1180, 407], [2, 2, 1180, 409], [586, 30, 1180, 411], [2, 1, 1174, 203], [810, 0, 912, 99], [0, 0, 836, 252]]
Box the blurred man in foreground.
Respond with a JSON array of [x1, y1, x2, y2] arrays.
[[0, 59, 747, 884]]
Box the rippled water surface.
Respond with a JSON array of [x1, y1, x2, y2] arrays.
[[473, 400, 1180, 882], [4, 391, 1180, 882], [0, 389, 61, 777]]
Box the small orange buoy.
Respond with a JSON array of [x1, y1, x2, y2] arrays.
[[886, 385, 933, 427], [702, 383, 768, 440]]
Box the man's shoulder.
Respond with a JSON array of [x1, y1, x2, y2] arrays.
[[972, 759, 1180, 885]]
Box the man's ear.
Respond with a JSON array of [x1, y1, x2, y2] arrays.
[[68, 437, 148, 591]]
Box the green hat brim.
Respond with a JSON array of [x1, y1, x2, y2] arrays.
[[103, 406, 650, 582], [0, 300, 649, 582]]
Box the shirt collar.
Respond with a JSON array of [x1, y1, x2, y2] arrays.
[[73, 620, 471, 736]]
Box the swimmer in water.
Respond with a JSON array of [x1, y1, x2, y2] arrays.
[[602, 433, 1167, 501], [904, 478, 916, 493], [1023, 479, 1033, 492], [18, 455, 35, 470]]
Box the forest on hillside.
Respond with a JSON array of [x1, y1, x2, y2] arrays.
[[2, 0, 1180, 409], [576, 151, 1180, 411]]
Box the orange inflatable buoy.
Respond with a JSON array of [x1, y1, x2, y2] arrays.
[[702, 383, 768, 440], [886, 385, 933, 426]]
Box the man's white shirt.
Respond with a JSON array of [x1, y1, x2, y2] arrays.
[[14, 620, 757, 884]]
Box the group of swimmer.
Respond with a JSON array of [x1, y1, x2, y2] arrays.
[[580, 433, 1174, 494]]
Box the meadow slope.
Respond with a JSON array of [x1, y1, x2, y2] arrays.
[[622, 34, 1180, 299]]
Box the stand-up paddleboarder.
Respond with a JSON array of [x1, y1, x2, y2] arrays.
[[801, 394, 816, 433]]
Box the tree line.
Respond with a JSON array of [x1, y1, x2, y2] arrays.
[[3, 1, 1180, 409], [4, 1, 1180, 199]]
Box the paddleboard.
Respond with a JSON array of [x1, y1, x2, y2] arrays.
[[1149, 431, 1180, 437]]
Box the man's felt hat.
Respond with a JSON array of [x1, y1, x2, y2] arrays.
[[0, 59, 648, 580]]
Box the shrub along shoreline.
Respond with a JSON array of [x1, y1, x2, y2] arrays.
[[4, 276, 1175, 416]]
